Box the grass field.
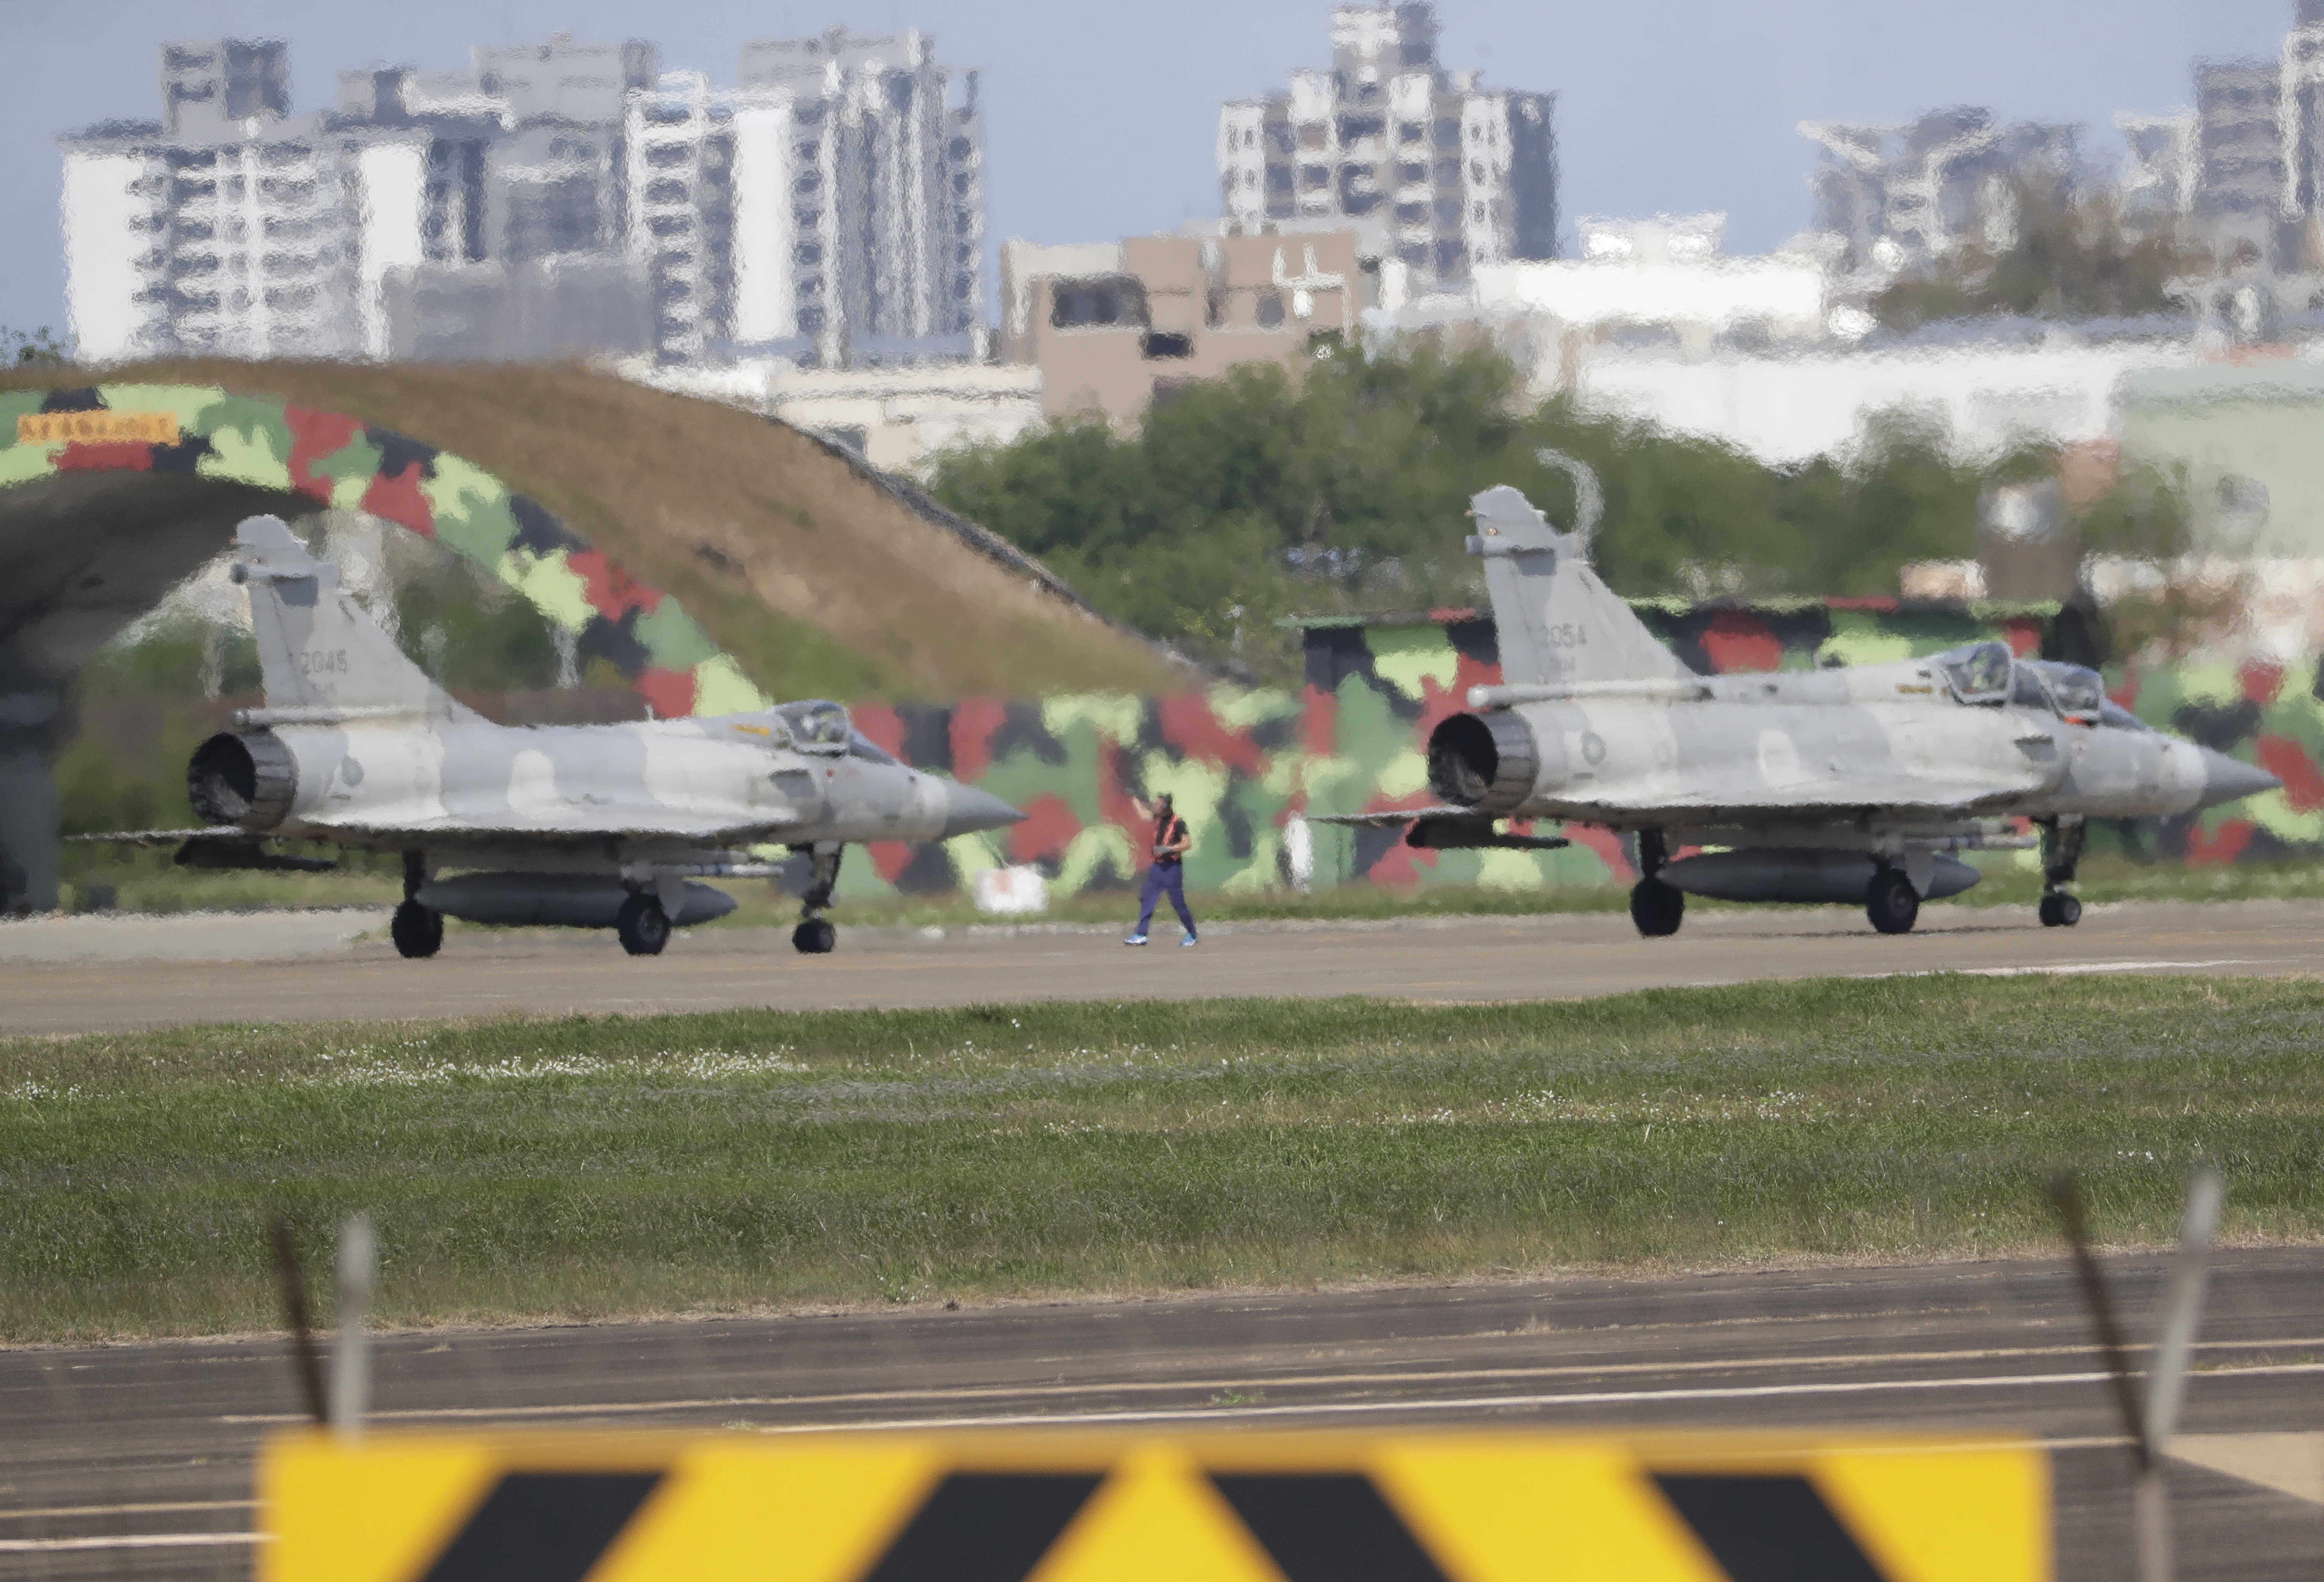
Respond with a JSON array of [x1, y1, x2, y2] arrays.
[[5, 974, 2321, 1343]]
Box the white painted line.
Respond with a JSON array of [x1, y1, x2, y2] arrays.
[[0, 1533, 262, 1553], [0, 1500, 251, 1522], [746, 1361, 2324, 1434], [222, 1347, 2324, 1431]]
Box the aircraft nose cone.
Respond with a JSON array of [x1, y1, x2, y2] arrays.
[[940, 782, 1026, 839], [2198, 747, 2280, 809]]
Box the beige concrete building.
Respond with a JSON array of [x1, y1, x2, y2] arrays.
[[999, 229, 1367, 426]]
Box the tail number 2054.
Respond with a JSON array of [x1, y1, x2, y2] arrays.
[[1542, 623, 1588, 647]]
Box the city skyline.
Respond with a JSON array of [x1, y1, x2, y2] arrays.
[[0, 0, 2299, 345]]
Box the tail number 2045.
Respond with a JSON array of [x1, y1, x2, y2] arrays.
[[295, 648, 349, 675]]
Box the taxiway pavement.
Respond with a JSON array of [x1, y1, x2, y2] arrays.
[[5, 1252, 2323, 1580], [1, 898, 2320, 1036]]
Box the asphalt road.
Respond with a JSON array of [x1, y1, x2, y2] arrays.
[[3, 898, 2322, 1036], [5, 1252, 2323, 1580]]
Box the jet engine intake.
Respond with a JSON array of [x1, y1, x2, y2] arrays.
[[1427, 711, 1540, 816], [188, 731, 298, 829]]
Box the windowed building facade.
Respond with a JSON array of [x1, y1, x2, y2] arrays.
[[1217, 3, 1557, 288]]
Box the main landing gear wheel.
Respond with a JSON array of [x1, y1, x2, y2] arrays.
[[616, 893, 672, 956], [792, 918, 838, 954], [1629, 878, 1685, 937], [2039, 892, 2083, 928], [1866, 869, 1920, 934], [390, 899, 443, 959]]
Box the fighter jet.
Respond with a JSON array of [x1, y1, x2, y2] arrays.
[[119, 516, 1022, 958], [1330, 485, 2281, 937]]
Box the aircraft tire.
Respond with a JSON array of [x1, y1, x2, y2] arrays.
[[390, 900, 443, 960], [1866, 870, 1920, 934], [617, 894, 671, 956], [792, 918, 838, 955], [1628, 878, 1685, 937], [2039, 893, 2082, 928]]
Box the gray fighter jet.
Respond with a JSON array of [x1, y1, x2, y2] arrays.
[[1335, 486, 2281, 936], [131, 516, 1021, 958]]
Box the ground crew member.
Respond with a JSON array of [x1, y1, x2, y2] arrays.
[[1124, 791, 1197, 946]]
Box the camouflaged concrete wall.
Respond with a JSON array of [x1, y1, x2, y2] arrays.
[[2, 383, 769, 719], [835, 604, 2312, 901]]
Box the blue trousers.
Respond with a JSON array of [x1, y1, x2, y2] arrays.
[[1135, 863, 1196, 937]]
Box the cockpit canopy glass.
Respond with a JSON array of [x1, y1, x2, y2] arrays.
[[2008, 664, 2054, 711], [1937, 641, 2013, 703], [776, 699, 852, 752], [2027, 660, 2106, 719]]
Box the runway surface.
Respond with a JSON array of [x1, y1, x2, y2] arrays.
[[5, 1251, 2324, 1580], [2, 897, 2321, 1036]]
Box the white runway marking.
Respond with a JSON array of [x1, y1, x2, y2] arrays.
[[215, 1337, 2324, 1426], [748, 1360, 2324, 1434], [0, 1500, 251, 1521], [0, 1533, 262, 1553]]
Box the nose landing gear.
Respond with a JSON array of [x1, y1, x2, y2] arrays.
[[2039, 816, 2085, 927], [792, 843, 842, 954]]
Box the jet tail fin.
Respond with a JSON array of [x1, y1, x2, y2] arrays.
[[1467, 485, 1690, 687], [234, 516, 477, 720]]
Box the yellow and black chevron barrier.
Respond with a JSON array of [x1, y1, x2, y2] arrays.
[[260, 1427, 2049, 1582]]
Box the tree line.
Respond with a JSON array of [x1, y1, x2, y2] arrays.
[[927, 339, 2184, 678]]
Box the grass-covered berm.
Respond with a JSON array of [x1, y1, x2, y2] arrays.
[[5, 975, 2320, 1343]]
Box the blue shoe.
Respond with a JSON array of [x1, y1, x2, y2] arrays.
[[1181, 934, 1198, 947], [1123, 934, 1148, 946]]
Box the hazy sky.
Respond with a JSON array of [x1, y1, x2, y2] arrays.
[[0, 0, 2299, 341]]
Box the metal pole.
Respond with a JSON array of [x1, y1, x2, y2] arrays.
[[2146, 1171, 2225, 1451], [2134, 1171, 2226, 1582], [329, 1215, 374, 1438]]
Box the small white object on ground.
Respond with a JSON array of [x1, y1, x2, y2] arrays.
[[974, 864, 1049, 917]]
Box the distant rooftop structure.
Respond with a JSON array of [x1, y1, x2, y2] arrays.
[[1800, 108, 2080, 274], [999, 228, 1367, 427]]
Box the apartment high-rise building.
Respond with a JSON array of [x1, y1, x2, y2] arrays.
[[725, 28, 983, 365], [2110, 3, 2324, 268], [1217, 3, 1556, 287], [2192, 58, 2289, 264], [62, 40, 376, 359], [59, 29, 985, 368]]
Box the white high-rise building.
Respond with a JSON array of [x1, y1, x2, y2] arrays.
[[728, 28, 985, 364], [60, 40, 426, 359], [1217, 3, 1557, 288], [59, 30, 985, 368]]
